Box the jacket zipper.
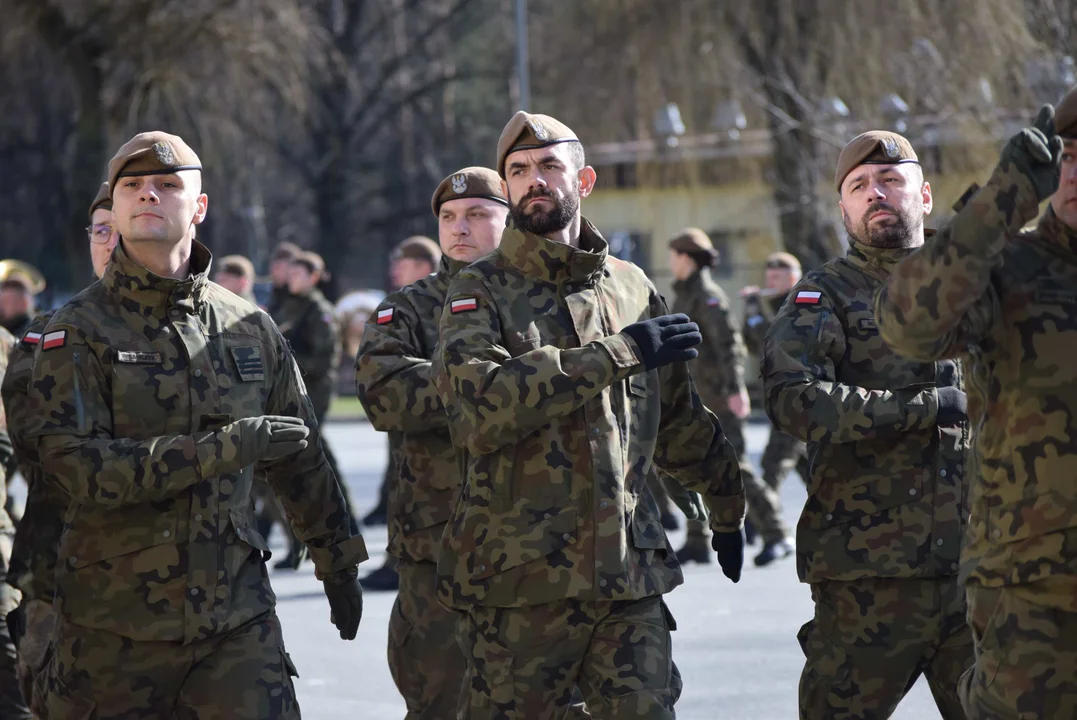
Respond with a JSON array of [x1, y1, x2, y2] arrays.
[[72, 350, 86, 433]]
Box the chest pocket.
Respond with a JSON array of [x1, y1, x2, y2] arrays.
[[111, 346, 185, 438]]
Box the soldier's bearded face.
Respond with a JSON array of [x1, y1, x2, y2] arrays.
[[1050, 139, 1077, 231], [508, 183, 579, 236], [438, 198, 508, 263], [840, 164, 931, 249], [503, 145, 584, 236], [112, 170, 206, 247]]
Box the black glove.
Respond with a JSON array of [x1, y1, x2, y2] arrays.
[[6, 602, 25, 652], [323, 573, 363, 640], [711, 529, 745, 583], [936, 387, 968, 426], [999, 104, 1064, 202], [936, 360, 959, 388], [621, 314, 702, 371]]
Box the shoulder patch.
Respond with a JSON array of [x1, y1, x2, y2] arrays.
[[21, 331, 42, 347], [376, 307, 394, 325], [794, 291, 822, 305], [450, 297, 479, 314], [42, 330, 66, 350]]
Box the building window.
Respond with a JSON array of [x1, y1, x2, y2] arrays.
[[606, 231, 651, 274]]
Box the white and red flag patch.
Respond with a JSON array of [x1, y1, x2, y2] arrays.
[[376, 307, 394, 325], [794, 291, 822, 305], [22, 332, 42, 346], [450, 297, 478, 314], [42, 331, 66, 350]]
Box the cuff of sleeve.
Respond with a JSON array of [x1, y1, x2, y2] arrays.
[[193, 432, 222, 481], [984, 163, 1042, 233], [924, 387, 940, 428], [705, 495, 746, 534], [309, 534, 369, 577], [599, 334, 644, 372]]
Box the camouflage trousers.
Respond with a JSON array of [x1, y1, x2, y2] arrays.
[[959, 583, 1077, 719], [459, 595, 682, 719], [760, 426, 808, 491], [15, 598, 53, 720], [388, 560, 467, 719], [799, 576, 972, 720], [687, 413, 788, 544], [44, 610, 300, 719]]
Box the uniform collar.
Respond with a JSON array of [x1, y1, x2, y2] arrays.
[[438, 254, 469, 281], [104, 239, 211, 312], [845, 239, 917, 279], [497, 217, 608, 286], [1036, 206, 1077, 257], [672, 267, 712, 294]]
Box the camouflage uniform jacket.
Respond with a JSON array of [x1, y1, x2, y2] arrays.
[[0, 326, 14, 535], [279, 288, 339, 418], [742, 291, 787, 357], [356, 254, 467, 565], [670, 267, 747, 411], [2, 311, 67, 600], [435, 219, 745, 610], [23, 241, 367, 643], [763, 240, 969, 584], [875, 163, 1077, 610]]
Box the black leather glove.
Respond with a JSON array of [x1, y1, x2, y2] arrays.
[[936, 387, 968, 426], [936, 360, 959, 388], [711, 529, 745, 583], [323, 573, 363, 640], [6, 602, 25, 652], [621, 314, 702, 371], [999, 104, 1064, 202]]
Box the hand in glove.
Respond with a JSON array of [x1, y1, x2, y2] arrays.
[[936, 387, 968, 426], [621, 314, 702, 371], [323, 572, 363, 640], [711, 528, 746, 583], [212, 415, 310, 475], [659, 475, 706, 522], [999, 104, 1064, 202]]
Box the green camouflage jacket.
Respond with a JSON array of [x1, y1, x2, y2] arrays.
[[356, 254, 467, 565], [435, 219, 744, 610], [278, 288, 340, 419], [671, 268, 747, 410], [23, 241, 367, 643], [763, 240, 970, 584], [742, 291, 787, 358], [2, 311, 66, 600], [875, 162, 1077, 610]]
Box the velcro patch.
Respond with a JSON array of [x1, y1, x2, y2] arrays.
[[22, 332, 41, 346], [795, 291, 822, 305], [858, 318, 877, 332], [42, 331, 66, 350], [116, 350, 163, 364], [1035, 288, 1077, 305], [376, 308, 394, 325], [450, 297, 479, 314], [229, 346, 265, 382]]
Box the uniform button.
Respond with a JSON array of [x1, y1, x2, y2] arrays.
[[171, 309, 181, 317], [162, 530, 171, 538], [591, 428, 600, 436], [600, 500, 609, 509], [909, 488, 917, 496], [195, 514, 203, 522], [190, 588, 198, 596], [194, 369, 202, 378], [599, 579, 607, 588], [940, 469, 947, 477], [936, 538, 944, 547], [403, 524, 411, 532], [477, 564, 486, 573], [562, 533, 572, 542], [992, 529, 1002, 539], [825, 513, 833, 521], [952, 563, 959, 572]]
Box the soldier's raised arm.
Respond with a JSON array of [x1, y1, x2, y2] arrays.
[[763, 284, 939, 444], [357, 294, 447, 434], [874, 106, 1062, 360]]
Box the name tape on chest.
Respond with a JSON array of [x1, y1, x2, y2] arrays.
[[116, 350, 163, 365], [21, 332, 42, 346], [376, 307, 394, 325], [42, 331, 66, 350], [450, 297, 478, 314], [794, 291, 822, 305]]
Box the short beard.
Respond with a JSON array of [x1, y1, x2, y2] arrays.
[[509, 185, 579, 236], [845, 202, 921, 249]]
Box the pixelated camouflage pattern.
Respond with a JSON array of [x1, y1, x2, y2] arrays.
[[799, 576, 971, 719], [23, 240, 366, 644], [959, 583, 1077, 718], [760, 427, 808, 490], [875, 160, 1077, 612], [45, 611, 299, 718], [459, 596, 681, 719], [763, 240, 970, 584], [356, 254, 467, 564], [742, 291, 787, 359], [670, 267, 747, 404], [14, 597, 52, 718], [3, 311, 66, 601], [435, 220, 744, 611], [278, 288, 340, 419]]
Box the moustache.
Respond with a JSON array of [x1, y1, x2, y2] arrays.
[[863, 202, 897, 221], [519, 188, 555, 205]]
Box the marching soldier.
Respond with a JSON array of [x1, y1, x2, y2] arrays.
[[667, 230, 794, 568], [740, 252, 809, 492], [436, 111, 745, 719], [764, 131, 973, 718], [357, 166, 509, 719], [876, 89, 1077, 717], [24, 131, 366, 717]]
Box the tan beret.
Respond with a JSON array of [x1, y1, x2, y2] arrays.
[[1, 272, 34, 294], [107, 131, 202, 199], [292, 251, 326, 276], [668, 228, 717, 257], [271, 242, 301, 262], [765, 252, 801, 272], [496, 111, 580, 178], [88, 182, 111, 221], [1056, 85, 1077, 139], [391, 235, 441, 266], [834, 131, 919, 192], [218, 254, 255, 281], [431, 166, 508, 216]]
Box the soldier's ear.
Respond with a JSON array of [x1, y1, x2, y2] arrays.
[[578, 166, 597, 198], [921, 181, 934, 216], [838, 201, 848, 223]]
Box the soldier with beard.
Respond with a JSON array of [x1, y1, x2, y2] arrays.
[[435, 111, 746, 719], [763, 131, 974, 719]]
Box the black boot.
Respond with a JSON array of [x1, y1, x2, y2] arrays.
[[754, 538, 794, 567], [675, 536, 713, 565], [359, 563, 400, 591]]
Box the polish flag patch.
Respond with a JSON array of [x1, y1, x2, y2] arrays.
[[706, 297, 721, 307], [450, 297, 478, 314], [22, 332, 42, 346], [42, 331, 66, 350], [795, 291, 822, 305], [376, 308, 394, 325]]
